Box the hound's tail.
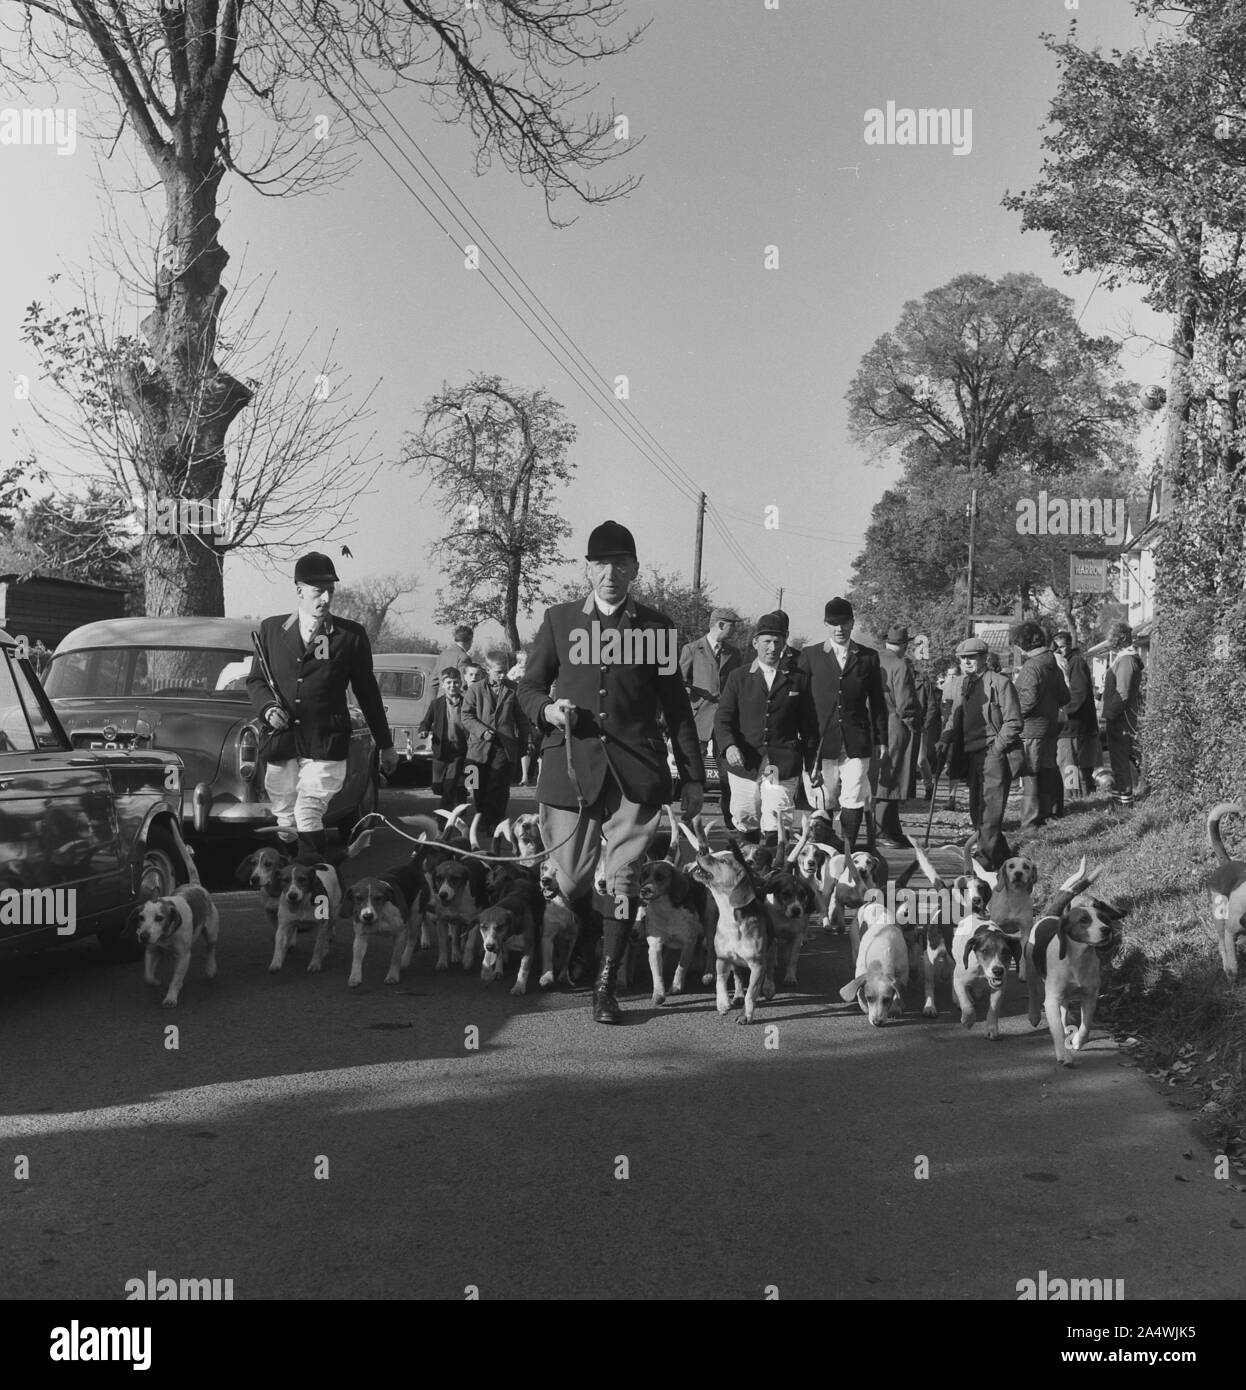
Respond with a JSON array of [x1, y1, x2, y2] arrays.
[[1207, 802, 1246, 866]]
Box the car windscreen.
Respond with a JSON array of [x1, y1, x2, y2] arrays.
[[44, 647, 254, 700], [0, 647, 65, 752]]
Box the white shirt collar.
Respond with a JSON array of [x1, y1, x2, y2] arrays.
[[594, 594, 625, 616]]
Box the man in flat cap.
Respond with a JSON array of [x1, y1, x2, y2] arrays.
[[679, 605, 743, 827], [937, 635, 1022, 868], [715, 610, 819, 844], [517, 520, 704, 1024], [797, 596, 888, 855], [874, 624, 922, 849], [247, 551, 398, 863]]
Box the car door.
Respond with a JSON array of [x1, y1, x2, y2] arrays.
[[0, 645, 122, 947]]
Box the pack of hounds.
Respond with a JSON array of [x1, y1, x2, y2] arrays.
[[132, 798, 1246, 1070]]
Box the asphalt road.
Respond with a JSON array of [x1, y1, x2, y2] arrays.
[[2, 779, 1243, 1301]]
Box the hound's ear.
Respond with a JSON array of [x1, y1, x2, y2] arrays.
[[234, 853, 257, 885], [727, 837, 750, 868], [1026, 863, 1039, 890], [963, 932, 982, 970], [839, 973, 868, 1004], [1057, 916, 1071, 960], [971, 857, 998, 889], [338, 890, 355, 918]]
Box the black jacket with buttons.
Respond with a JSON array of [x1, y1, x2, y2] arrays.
[[797, 640, 889, 760], [246, 613, 392, 761], [516, 593, 704, 808], [714, 659, 820, 780]]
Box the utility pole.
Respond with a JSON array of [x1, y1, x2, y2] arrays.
[[965, 486, 978, 637], [692, 491, 706, 629], [777, 586, 784, 610]]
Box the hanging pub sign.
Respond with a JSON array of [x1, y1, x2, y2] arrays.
[[1069, 554, 1110, 593]]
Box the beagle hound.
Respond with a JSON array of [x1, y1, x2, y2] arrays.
[[430, 856, 490, 970], [476, 875, 545, 995], [838, 901, 908, 1026], [952, 913, 1022, 1040], [637, 848, 714, 1006], [234, 847, 290, 926], [1206, 802, 1246, 982], [134, 883, 219, 1008], [681, 821, 775, 1024], [759, 868, 816, 987], [968, 843, 1037, 978], [1026, 859, 1124, 1066], [338, 862, 428, 988], [270, 862, 342, 974], [903, 843, 990, 1017]]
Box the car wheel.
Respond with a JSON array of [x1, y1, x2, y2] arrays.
[[99, 832, 180, 961], [337, 757, 380, 842]]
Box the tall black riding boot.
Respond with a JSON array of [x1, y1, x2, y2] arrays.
[[567, 894, 603, 987], [591, 893, 638, 1024], [840, 807, 862, 855]]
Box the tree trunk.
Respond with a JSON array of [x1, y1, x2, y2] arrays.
[[122, 157, 252, 617]]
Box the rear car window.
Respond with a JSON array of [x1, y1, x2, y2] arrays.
[[377, 669, 427, 701], [45, 648, 253, 700]]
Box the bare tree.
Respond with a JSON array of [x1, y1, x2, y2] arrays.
[[1, 2, 644, 615], [19, 274, 379, 604], [401, 374, 576, 651], [333, 570, 420, 645]]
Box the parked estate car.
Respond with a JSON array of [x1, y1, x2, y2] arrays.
[[43, 618, 379, 843], [372, 652, 440, 777], [0, 624, 196, 962]]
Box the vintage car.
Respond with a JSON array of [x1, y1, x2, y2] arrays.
[[43, 617, 379, 843], [372, 652, 440, 780], [0, 625, 196, 962]]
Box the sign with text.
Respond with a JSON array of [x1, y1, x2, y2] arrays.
[[1069, 554, 1110, 593]]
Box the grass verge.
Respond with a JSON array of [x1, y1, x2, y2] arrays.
[[1001, 791, 1246, 1153]]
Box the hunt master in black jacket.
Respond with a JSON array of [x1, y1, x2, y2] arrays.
[[517, 592, 705, 808], [246, 612, 393, 762]]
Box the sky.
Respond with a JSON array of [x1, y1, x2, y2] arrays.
[[0, 0, 1174, 648]]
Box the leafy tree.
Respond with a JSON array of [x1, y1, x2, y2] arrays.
[[845, 271, 1139, 643], [2, 2, 644, 616], [1003, 3, 1246, 601], [401, 375, 577, 652], [846, 272, 1136, 476], [850, 448, 1140, 651]]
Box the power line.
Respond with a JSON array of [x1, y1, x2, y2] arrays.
[[260, 4, 704, 508], [262, 3, 824, 594], [714, 505, 861, 545]]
